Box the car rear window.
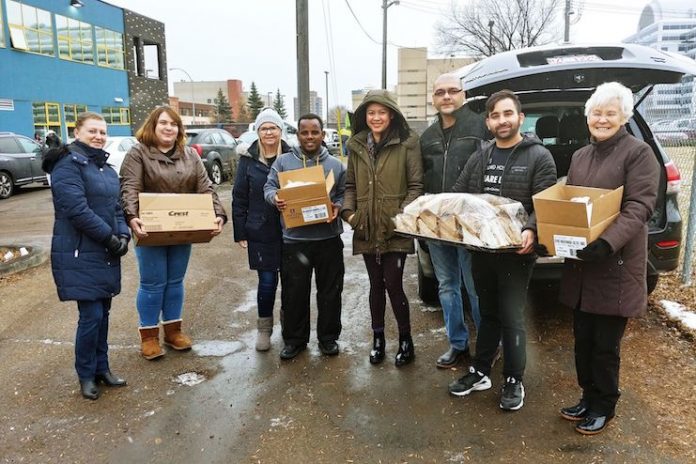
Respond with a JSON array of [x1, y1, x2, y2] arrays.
[[186, 132, 198, 145]]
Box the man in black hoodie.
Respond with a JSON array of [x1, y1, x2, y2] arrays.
[[448, 90, 556, 411]]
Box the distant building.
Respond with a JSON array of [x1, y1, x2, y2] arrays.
[[293, 91, 323, 122], [351, 88, 371, 111], [623, 0, 696, 119], [0, 0, 167, 139], [396, 47, 476, 127], [172, 79, 243, 122], [168, 96, 215, 125]]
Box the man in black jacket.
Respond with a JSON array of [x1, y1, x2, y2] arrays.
[[420, 73, 488, 369], [448, 90, 556, 411]]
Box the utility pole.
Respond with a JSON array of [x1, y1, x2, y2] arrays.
[[169, 67, 195, 125], [324, 70, 329, 126], [488, 20, 495, 56], [381, 0, 399, 90], [297, 0, 310, 117], [564, 0, 571, 43]]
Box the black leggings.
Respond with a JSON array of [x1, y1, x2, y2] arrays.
[[363, 252, 411, 335]]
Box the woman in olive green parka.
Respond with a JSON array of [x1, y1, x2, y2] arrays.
[[341, 89, 423, 367]]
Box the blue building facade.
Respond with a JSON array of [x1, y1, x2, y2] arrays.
[[0, 0, 156, 139]]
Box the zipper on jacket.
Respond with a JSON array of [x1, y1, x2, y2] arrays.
[[497, 142, 523, 197], [74, 233, 83, 258], [441, 131, 453, 192]]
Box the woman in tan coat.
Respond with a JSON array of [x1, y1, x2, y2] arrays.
[[558, 82, 659, 435], [342, 90, 423, 367], [121, 106, 227, 360]]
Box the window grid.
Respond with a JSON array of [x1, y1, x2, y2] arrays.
[[95, 27, 125, 70], [102, 106, 130, 125], [56, 15, 94, 64], [7, 1, 54, 56], [64, 104, 88, 127]]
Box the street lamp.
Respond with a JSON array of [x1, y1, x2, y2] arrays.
[[169, 67, 196, 125], [324, 71, 329, 126], [267, 92, 273, 107], [381, 0, 400, 89]]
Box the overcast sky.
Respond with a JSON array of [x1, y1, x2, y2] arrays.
[[106, 0, 669, 113]]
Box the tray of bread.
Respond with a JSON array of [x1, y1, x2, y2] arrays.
[[393, 193, 527, 252]]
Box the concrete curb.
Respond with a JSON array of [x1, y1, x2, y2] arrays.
[[0, 246, 49, 277]]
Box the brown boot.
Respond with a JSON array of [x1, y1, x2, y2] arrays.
[[255, 317, 273, 352], [139, 326, 164, 360], [162, 319, 192, 351]]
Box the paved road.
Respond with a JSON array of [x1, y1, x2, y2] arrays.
[[1, 186, 694, 463]]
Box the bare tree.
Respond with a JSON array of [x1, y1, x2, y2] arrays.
[[435, 0, 561, 58]]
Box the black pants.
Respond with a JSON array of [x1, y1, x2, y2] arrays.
[[574, 308, 628, 416], [362, 252, 411, 335], [280, 236, 344, 345], [471, 252, 535, 380]]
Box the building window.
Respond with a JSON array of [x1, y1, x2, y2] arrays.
[[7, 1, 54, 56], [56, 15, 94, 64], [95, 27, 124, 69], [64, 104, 88, 128], [102, 106, 130, 125], [33, 102, 61, 135], [0, 2, 5, 47]]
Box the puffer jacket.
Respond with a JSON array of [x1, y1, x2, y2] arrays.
[[420, 104, 489, 193], [46, 141, 130, 301], [120, 142, 227, 223], [342, 89, 424, 255], [451, 134, 557, 231], [560, 127, 659, 318]]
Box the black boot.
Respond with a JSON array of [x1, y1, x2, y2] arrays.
[[395, 333, 415, 367], [79, 379, 100, 400], [369, 332, 386, 365]]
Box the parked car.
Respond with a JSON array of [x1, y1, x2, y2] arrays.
[[245, 120, 299, 147], [0, 132, 48, 199], [185, 128, 238, 184], [416, 43, 696, 304], [104, 136, 137, 176], [324, 128, 340, 154]]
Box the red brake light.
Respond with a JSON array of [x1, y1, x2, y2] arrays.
[[664, 160, 680, 195], [656, 240, 680, 249], [190, 144, 203, 157]]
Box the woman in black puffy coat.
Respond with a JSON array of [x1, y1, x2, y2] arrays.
[[43, 112, 130, 400]]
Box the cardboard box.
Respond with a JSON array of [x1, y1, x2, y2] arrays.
[[277, 165, 335, 228], [136, 193, 216, 246], [533, 184, 624, 259]]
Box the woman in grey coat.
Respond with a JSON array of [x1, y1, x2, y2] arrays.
[[558, 82, 659, 435]]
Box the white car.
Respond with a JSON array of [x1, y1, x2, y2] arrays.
[[104, 136, 137, 176]]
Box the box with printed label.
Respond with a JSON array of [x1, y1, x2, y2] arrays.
[[532, 184, 623, 259], [277, 165, 335, 228], [136, 193, 217, 246]]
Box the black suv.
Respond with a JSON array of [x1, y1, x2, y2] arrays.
[[0, 132, 48, 199], [185, 128, 238, 184], [417, 43, 696, 304]]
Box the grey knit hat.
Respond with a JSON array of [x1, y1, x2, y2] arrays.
[[255, 107, 284, 133]]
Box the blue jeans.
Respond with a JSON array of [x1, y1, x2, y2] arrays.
[[135, 244, 192, 327], [257, 270, 279, 318], [429, 242, 480, 351], [75, 298, 111, 380]]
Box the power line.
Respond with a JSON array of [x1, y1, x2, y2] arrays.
[[343, 0, 382, 44]]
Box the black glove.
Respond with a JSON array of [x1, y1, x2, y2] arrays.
[[576, 239, 612, 262], [104, 235, 128, 257], [533, 243, 550, 257]]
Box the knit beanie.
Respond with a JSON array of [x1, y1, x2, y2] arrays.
[[255, 107, 284, 133]]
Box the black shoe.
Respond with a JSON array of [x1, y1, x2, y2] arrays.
[[79, 379, 100, 400], [499, 377, 525, 411], [436, 347, 468, 368], [318, 340, 339, 356], [560, 400, 589, 421], [95, 371, 127, 387], [449, 367, 491, 396], [394, 334, 415, 367], [575, 413, 614, 435], [280, 343, 307, 360], [369, 332, 385, 365]]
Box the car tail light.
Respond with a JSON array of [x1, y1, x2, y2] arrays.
[[190, 144, 203, 156], [656, 240, 680, 249], [665, 160, 681, 195]]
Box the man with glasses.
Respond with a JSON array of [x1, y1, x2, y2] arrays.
[[420, 73, 489, 369]]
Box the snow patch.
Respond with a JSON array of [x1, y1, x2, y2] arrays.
[[234, 289, 256, 313], [193, 340, 244, 357], [429, 327, 447, 335], [660, 300, 696, 331], [173, 372, 206, 386], [270, 415, 294, 428]]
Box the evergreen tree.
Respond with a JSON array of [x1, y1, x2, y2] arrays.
[[247, 82, 264, 120], [272, 88, 288, 119], [213, 88, 233, 123], [237, 98, 251, 123]]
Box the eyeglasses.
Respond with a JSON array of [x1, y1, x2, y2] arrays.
[[259, 126, 280, 133], [433, 88, 464, 97]]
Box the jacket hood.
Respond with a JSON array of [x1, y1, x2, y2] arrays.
[[352, 89, 410, 140], [289, 144, 330, 164], [236, 139, 291, 160]]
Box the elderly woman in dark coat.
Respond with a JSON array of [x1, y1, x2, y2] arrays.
[[233, 108, 289, 351], [43, 112, 130, 400], [558, 82, 659, 435]]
